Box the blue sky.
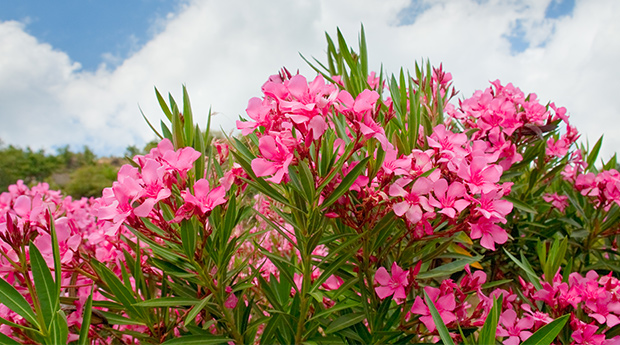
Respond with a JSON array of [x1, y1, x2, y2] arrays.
[[0, 0, 183, 71], [0, 0, 618, 160]]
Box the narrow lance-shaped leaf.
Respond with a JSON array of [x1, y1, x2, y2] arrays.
[[521, 314, 569, 345], [321, 157, 370, 210], [477, 295, 502, 345], [182, 85, 195, 147], [424, 290, 455, 345], [49, 310, 68, 345], [78, 285, 94, 345], [0, 277, 39, 329], [29, 241, 58, 329], [155, 87, 173, 122]]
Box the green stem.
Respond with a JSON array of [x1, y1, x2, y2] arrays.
[[19, 249, 47, 335], [295, 251, 312, 345]]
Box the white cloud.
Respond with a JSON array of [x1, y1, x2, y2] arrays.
[[0, 0, 618, 161]]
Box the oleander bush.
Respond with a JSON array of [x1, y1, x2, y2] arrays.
[[1, 27, 619, 344]]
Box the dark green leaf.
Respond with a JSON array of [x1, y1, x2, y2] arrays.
[[587, 136, 603, 170], [504, 195, 538, 214], [91, 260, 144, 320], [325, 313, 366, 334], [161, 335, 233, 345], [321, 157, 369, 210], [0, 332, 21, 345]]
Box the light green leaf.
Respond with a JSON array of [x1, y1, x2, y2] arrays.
[[134, 297, 200, 308], [0, 276, 39, 328], [184, 295, 215, 325], [521, 314, 569, 345], [424, 290, 455, 345], [478, 295, 502, 345], [29, 242, 58, 329], [78, 285, 94, 345], [49, 310, 68, 345]]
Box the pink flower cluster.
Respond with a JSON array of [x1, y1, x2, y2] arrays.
[[517, 270, 620, 345], [0, 181, 105, 341], [237, 72, 524, 251]]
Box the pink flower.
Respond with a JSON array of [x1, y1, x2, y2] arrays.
[[474, 191, 513, 223], [374, 262, 408, 300], [469, 218, 508, 251], [410, 286, 457, 332], [175, 179, 226, 220], [389, 177, 433, 223], [496, 309, 533, 345], [542, 193, 569, 213], [251, 133, 296, 184], [457, 157, 503, 195], [428, 179, 469, 218]]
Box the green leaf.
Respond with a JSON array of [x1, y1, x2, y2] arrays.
[[478, 295, 502, 345], [321, 157, 370, 210], [91, 260, 144, 320], [417, 256, 482, 279], [155, 87, 173, 122], [134, 297, 200, 307], [324, 313, 366, 334], [424, 291, 455, 345], [181, 219, 197, 261], [182, 85, 195, 147], [49, 215, 62, 300], [185, 295, 215, 325], [0, 275, 39, 328], [587, 136, 603, 170], [78, 285, 94, 345], [97, 311, 146, 326], [503, 195, 538, 214], [29, 241, 58, 329], [161, 335, 233, 345], [502, 249, 543, 290], [49, 310, 68, 345], [139, 105, 164, 139], [521, 314, 569, 345], [0, 332, 21, 345]]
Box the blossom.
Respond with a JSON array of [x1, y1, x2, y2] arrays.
[[389, 177, 433, 223], [428, 179, 469, 218], [251, 133, 296, 184], [374, 262, 408, 300], [175, 179, 227, 221], [410, 286, 457, 332], [469, 218, 508, 251], [496, 309, 533, 345], [542, 193, 569, 213]]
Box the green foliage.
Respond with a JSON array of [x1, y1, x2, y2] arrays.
[[62, 163, 118, 198], [0, 144, 59, 192]]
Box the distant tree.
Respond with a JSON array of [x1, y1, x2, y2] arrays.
[[62, 163, 118, 198], [0, 144, 59, 192]]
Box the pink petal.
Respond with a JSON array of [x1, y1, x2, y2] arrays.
[[251, 158, 277, 178], [374, 267, 390, 285], [393, 202, 410, 217], [375, 286, 395, 300]]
